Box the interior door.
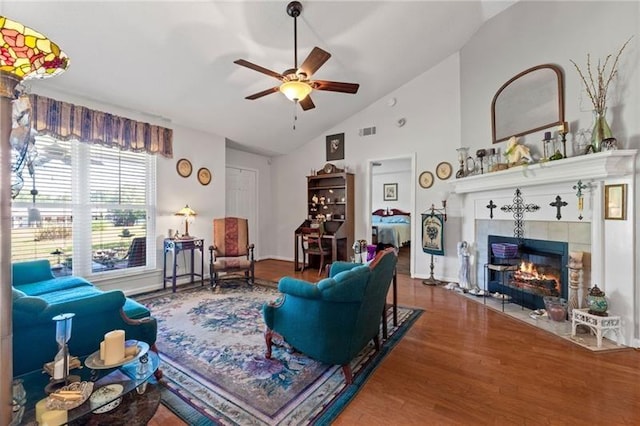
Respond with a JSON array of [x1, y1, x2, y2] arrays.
[[225, 166, 258, 257]]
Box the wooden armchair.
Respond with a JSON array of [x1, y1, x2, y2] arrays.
[[209, 217, 255, 288]]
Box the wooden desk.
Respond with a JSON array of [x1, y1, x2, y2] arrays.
[[163, 238, 204, 292]]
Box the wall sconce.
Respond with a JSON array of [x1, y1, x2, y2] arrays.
[[175, 204, 197, 238]]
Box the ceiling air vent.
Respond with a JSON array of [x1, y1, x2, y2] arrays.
[[358, 126, 376, 137]]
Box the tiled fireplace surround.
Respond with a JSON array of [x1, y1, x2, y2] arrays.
[[452, 150, 638, 347]]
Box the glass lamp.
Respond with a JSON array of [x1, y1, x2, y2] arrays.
[[279, 80, 312, 102], [175, 204, 197, 237]]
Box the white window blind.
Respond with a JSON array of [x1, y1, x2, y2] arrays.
[[11, 136, 156, 277]]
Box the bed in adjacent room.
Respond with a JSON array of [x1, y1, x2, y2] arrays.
[[372, 208, 411, 247]]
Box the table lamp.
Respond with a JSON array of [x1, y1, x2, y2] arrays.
[[175, 204, 197, 238]]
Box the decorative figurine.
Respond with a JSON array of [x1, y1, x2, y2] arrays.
[[587, 285, 608, 316]]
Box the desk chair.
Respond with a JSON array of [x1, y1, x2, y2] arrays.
[[300, 226, 332, 277]]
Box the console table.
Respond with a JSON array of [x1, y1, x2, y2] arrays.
[[163, 238, 205, 292], [571, 308, 621, 348]]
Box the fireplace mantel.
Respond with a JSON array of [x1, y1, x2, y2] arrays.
[[452, 150, 637, 194]]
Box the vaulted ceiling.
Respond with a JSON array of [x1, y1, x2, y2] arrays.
[[3, 1, 516, 156]]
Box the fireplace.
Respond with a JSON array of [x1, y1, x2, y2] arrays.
[[487, 235, 568, 310]]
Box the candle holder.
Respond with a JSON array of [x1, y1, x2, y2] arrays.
[[455, 147, 469, 178], [45, 313, 80, 393], [475, 149, 486, 174]]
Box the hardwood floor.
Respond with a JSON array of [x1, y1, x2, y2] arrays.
[[150, 259, 640, 425]]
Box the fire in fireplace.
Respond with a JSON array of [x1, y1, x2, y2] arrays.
[[487, 235, 568, 310], [511, 260, 561, 297]]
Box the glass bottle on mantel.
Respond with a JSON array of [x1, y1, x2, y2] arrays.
[[591, 109, 612, 153]]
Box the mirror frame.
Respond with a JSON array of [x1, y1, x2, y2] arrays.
[[491, 64, 565, 144]]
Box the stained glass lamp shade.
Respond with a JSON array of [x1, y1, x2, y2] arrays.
[[0, 15, 70, 81]]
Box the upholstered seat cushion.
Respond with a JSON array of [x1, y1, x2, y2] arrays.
[[16, 276, 94, 297], [213, 258, 252, 269]]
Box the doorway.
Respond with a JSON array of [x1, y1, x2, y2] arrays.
[[225, 166, 259, 258], [368, 155, 416, 276]]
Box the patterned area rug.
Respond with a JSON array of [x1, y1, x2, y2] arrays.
[[137, 279, 422, 425]]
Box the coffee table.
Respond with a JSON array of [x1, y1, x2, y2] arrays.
[[17, 349, 160, 424]]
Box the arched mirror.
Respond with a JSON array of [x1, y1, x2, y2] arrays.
[[492, 64, 564, 144]]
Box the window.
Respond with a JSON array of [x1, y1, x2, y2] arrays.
[[11, 136, 156, 277]]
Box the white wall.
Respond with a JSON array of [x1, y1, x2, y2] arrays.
[[272, 53, 462, 279], [372, 159, 412, 213]]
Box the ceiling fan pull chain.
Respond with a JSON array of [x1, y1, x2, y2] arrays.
[[293, 102, 298, 130]]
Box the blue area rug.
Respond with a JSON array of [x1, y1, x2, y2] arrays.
[[137, 280, 422, 425]]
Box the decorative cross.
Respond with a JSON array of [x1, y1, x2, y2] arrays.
[[486, 200, 497, 219], [549, 195, 568, 220], [573, 180, 589, 220], [500, 188, 540, 241]]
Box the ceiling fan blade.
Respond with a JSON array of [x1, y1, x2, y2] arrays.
[[298, 47, 331, 77], [234, 59, 284, 80], [245, 87, 280, 100], [299, 96, 315, 111], [313, 80, 359, 94]]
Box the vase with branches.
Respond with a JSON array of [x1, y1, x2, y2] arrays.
[[570, 37, 632, 152]]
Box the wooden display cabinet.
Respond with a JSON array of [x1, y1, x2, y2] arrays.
[[294, 164, 355, 270]]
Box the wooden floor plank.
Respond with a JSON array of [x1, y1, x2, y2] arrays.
[[149, 259, 640, 424]]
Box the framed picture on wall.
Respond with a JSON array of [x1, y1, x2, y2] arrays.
[[326, 133, 345, 161], [383, 183, 398, 201], [604, 183, 627, 220]]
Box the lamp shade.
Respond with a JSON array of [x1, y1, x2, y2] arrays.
[[0, 15, 70, 80], [279, 80, 312, 102], [175, 204, 196, 217]]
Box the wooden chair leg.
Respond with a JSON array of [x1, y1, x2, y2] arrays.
[[381, 307, 388, 340], [341, 364, 353, 384], [265, 328, 273, 359], [317, 253, 324, 277]]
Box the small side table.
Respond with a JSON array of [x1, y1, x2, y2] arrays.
[[163, 238, 204, 292], [571, 308, 621, 348]]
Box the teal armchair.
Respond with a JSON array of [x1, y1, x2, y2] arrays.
[[262, 248, 397, 383]]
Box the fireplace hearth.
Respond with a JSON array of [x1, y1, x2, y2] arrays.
[[487, 235, 568, 310]]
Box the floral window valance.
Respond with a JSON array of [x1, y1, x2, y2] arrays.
[[29, 94, 173, 158]]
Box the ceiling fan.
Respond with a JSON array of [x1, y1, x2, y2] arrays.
[[234, 1, 359, 111]]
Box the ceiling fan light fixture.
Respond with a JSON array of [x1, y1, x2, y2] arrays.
[[279, 80, 312, 102]]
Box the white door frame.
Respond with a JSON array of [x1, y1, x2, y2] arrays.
[[366, 153, 416, 277]]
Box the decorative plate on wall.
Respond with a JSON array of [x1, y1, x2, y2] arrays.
[[197, 167, 212, 186], [176, 158, 192, 178], [436, 161, 452, 180], [419, 171, 434, 189]]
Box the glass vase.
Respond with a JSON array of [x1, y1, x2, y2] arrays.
[[590, 110, 612, 153]]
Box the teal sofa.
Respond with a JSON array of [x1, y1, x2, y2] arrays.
[[262, 248, 397, 383], [12, 259, 157, 376]]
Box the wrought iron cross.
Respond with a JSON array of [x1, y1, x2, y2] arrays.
[[500, 188, 540, 241], [549, 195, 568, 220], [573, 180, 588, 220], [486, 200, 497, 219]]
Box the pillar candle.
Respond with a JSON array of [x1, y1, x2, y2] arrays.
[[35, 398, 49, 424], [40, 409, 67, 426], [103, 329, 125, 365]]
